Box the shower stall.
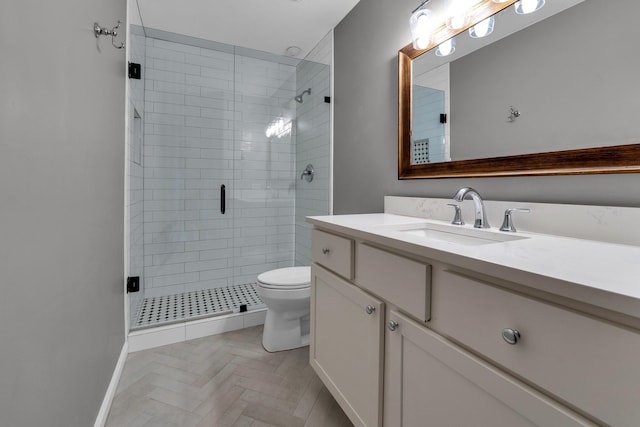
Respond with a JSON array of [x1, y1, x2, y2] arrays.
[[127, 27, 331, 330]]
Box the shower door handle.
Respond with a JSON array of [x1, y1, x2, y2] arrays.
[[220, 184, 226, 215]]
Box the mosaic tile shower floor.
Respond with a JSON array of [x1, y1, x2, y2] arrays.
[[133, 283, 265, 329]]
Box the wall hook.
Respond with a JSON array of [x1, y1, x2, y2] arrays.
[[94, 20, 125, 49], [508, 106, 521, 122]]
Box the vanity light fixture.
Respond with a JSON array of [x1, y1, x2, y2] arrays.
[[409, 0, 545, 53], [469, 16, 495, 38], [435, 38, 456, 56], [409, 1, 435, 50], [515, 0, 545, 14]]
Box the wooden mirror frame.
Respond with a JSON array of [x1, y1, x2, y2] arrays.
[[398, 1, 640, 179]]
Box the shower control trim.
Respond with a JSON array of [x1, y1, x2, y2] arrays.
[[301, 164, 315, 182]]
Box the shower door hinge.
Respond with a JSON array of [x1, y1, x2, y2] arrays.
[[127, 276, 140, 293], [128, 62, 141, 79]]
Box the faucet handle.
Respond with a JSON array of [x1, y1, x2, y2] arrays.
[[500, 208, 530, 232], [447, 204, 464, 225]]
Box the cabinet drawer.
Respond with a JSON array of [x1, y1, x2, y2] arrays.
[[385, 310, 594, 427], [356, 243, 431, 322], [433, 270, 640, 427], [312, 229, 354, 279]]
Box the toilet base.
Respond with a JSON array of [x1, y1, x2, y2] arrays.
[[262, 311, 310, 352]]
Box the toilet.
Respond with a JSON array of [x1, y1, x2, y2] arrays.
[[256, 266, 311, 352]]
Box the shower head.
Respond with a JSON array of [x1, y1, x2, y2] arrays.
[[295, 88, 311, 103]]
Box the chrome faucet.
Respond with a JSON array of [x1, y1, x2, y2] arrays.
[[453, 187, 490, 229]]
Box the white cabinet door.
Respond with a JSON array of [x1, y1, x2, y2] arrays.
[[384, 310, 595, 427], [311, 264, 384, 427]]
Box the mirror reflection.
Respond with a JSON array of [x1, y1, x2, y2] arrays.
[[412, 66, 448, 164], [407, 0, 640, 166]]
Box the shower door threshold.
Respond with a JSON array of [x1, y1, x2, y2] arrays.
[[128, 306, 268, 352]]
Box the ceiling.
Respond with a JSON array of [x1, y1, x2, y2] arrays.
[[135, 0, 361, 58]]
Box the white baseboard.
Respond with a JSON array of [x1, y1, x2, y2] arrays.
[[128, 309, 267, 352], [128, 322, 186, 353], [94, 341, 129, 427]]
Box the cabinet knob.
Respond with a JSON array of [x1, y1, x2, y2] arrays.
[[501, 328, 521, 345], [365, 305, 376, 315], [388, 320, 399, 331], [321, 248, 330, 254]]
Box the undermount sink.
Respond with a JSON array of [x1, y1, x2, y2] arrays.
[[379, 222, 529, 246]]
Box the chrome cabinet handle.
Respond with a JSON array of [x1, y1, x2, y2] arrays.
[[388, 320, 399, 331], [501, 328, 521, 345], [321, 248, 330, 254], [365, 305, 376, 315]]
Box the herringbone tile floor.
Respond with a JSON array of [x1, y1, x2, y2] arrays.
[[105, 325, 353, 427]]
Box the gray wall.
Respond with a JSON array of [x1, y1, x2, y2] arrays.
[[333, 0, 640, 214], [0, 1, 125, 426]]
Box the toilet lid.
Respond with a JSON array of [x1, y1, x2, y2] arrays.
[[257, 266, 311, 289]]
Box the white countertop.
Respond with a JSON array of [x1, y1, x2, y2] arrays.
[[307, 213, 640, 318]]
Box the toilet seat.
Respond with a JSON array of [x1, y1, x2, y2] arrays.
[[257, 266, 311, 290]]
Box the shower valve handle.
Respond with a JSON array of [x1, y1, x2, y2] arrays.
[[300, 164, 314, 182]]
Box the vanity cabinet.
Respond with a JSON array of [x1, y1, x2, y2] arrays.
[[310, 263, 384, 427], [308, 226, 639, 427]]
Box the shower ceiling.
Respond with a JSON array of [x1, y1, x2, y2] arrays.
[[135, 0, 360, 58]]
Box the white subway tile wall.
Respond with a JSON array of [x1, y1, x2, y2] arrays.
[[141, 36, 298, 297], [295, 32, 332, 266]]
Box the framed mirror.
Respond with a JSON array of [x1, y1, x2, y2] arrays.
[[398, 0, 640, 179]]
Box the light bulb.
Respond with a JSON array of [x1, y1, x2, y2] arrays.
[[469, 16, 495, 38], [447, 14, 468, 30], [410, 9, 434, 50], [445, 0, 470, 30], [414, 36, 429, 50], [435, 39, 456, 57], [515, 0, 545, 14]]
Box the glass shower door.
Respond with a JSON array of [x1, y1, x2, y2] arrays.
[[127, 35, 302, 329], [230, 53, 297, 287]]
